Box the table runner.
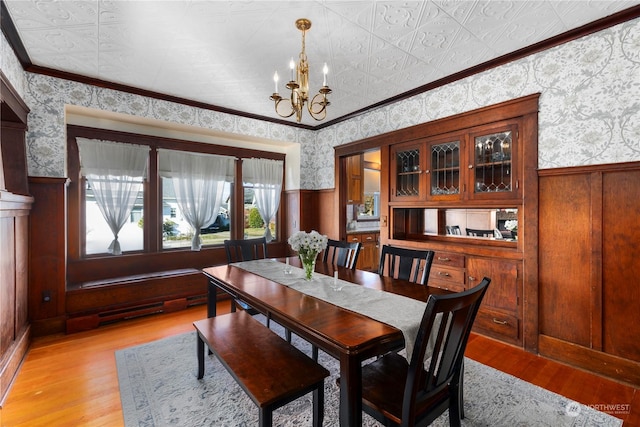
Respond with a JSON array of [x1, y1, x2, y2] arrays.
[[232, 259, 429, 358]]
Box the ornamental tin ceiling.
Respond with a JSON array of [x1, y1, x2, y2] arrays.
[[3, 0, 639, 126]]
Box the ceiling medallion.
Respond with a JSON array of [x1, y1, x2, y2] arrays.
[[270, 18, 331, 122]]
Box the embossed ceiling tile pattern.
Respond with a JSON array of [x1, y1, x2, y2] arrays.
[[399, 13, 463, 58], [463, 0, 528, 46], [4, 0, 639, 126], [435, 0, 477, 23], [370, 1, 436, 44], [551, 1, 637, 28], [434, 30, 493, 77], [488, 3, 565, 52]]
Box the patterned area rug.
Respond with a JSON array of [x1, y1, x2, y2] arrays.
[[116, 316, 621, 427]]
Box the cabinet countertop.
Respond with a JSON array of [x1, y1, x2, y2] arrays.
[[347, 229, 380, 235]]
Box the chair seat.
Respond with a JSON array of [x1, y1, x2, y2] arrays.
[[361, 353, 450, 426]]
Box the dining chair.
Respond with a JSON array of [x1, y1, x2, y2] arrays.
[[446, 225, 462, 235], [322, 239, 362, 270], [378, 245, 435, 285], [223, 237, 274, 323], [465, 228, 495, 238], [358, 277, 491, 427], [223, 237, 294, 342]]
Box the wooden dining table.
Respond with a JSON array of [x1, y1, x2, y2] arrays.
[[202, 257, 449, 427]]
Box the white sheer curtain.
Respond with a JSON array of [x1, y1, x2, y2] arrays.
[[159, 150, 234, 251], [76, 138, 149, 255], [243, 158, 284, 242]]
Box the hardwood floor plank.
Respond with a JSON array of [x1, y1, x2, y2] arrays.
[[0, 302, 637, 426]]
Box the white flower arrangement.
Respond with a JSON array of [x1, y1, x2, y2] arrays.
[[504, 220, 518, 231], [288, 230, 328, 257]]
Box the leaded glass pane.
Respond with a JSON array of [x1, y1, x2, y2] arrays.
[[395, 149, 420, 197], [430, 141, 460, 195], [474, 131, 512, 193]]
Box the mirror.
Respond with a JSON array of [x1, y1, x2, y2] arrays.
[[393, 208, 518, 241]]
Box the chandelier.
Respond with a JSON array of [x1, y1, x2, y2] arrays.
[[270, 18, 331, 122]]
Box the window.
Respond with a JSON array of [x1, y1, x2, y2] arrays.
[[85, 180, 144, 254], [242, 158, 284, 242], [67, 126, 285, 259], [161, 176, 231, 249]]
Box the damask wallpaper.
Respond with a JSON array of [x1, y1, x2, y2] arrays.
[[1, 17, 639, 190]]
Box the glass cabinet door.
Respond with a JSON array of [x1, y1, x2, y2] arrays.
[[390, 143, 423, 201], [470, 124, 518, 199], [428, 139, 461, 199]]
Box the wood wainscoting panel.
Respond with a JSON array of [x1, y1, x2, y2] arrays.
[[602, 169, 640, 363], [538, 173, 594, 347], [538, 161, 640, 387]]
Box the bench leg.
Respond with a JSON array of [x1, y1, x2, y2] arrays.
[[196, 334, 205, 379], [313, 382, 325, 427], [312, 345, 319, 362], [258, 407, 273, 427]]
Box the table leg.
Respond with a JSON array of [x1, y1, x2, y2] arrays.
[[207, 280, 218, 318], [196, 333, 205, 379], [339, 353, 362, 427]]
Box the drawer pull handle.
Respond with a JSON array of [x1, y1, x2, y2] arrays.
[[437, 257, 450, 262], [492, 318, 508, 325], [438, 272, 450, 277], [468, 276, 476, 282], [366, 236, 373, 240]]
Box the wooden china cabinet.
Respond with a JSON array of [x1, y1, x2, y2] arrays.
[[338, 94, 539, 350], [388, 116, 527, 346]]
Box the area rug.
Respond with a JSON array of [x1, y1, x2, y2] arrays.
[[116, 317, 622, 427]]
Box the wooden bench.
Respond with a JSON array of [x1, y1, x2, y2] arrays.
[[193, 311, 329, 427], [66, 268, 207, 333]]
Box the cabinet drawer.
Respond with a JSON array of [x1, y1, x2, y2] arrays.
[[348, 233, 377, 244], [428, 279, 465, 293], [361, 233, 377, 244], [474, 308, 519, 341], [429, 265, 465, 285], [347, 234, 362, 243], [433, 252, 465, 268]]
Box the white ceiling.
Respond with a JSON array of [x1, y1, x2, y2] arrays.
[[4, 1, 639, 127]]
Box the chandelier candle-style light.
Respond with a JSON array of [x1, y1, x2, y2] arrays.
[[270, 18, 331, 122]]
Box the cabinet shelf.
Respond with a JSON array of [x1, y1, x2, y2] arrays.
[[476, 160, 512, 168], [431, 167, 460, 173]]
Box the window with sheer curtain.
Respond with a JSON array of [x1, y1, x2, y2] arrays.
[[159, 150, 235, 251], [242, 158, 284, 242], [76, 138, 149, 255], [69, 127, 285, 258]]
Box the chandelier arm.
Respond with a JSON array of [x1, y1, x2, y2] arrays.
[[273, 98, 296, 119], [307, 93, 328, 121]]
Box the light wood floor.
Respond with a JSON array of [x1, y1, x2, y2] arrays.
[[1, 303, 638, 426]]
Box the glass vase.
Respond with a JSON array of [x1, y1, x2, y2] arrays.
[[299, 252, 318, 280]]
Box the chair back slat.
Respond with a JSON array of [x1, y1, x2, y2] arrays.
[[224, 237, 268, 263], [465, 228, 494, 237], [378, 245, 435, 285], [322, 239, 362, 270]]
